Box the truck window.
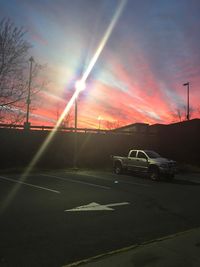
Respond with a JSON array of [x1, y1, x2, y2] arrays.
[[137, 151, 147, 159], [129, 150, 137, 157], [145, 151, 160, 158]]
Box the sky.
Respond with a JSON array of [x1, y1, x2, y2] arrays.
[[0, 0, 200, 128]]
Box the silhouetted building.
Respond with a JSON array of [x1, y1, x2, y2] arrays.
[[113, 123, 149, 133]]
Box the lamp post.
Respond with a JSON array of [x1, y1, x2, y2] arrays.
[[74, 80, 86, 130], [74, 98, 78, 132], [73, 79, 86, 168], [183, 82, 190, 120], [98, 116, 102, 130], [24, 56, 34, 130]]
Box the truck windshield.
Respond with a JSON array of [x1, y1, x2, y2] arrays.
[[145, 151, 161, 158]]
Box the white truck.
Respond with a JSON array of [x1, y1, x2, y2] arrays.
[[112, 149, 176, 180]]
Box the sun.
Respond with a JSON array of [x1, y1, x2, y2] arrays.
[[75, 80, 86, 93]]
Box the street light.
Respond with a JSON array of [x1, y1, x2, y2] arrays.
[[98, 116, 102, 130], [183, 82, 190, 120], [73, 79, 86, 168], [75, 80, 86, 93], [74, 79, 86, 132], [24, 56, 34, 130]]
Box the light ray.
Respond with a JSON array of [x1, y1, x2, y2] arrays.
[[82, 0, 127, 83], [0, 0, 127, 213]]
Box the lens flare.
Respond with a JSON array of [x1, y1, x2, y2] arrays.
[[1, 0, 127, 213], [82, 0, 127, 83], [75, 79, 86, 93]]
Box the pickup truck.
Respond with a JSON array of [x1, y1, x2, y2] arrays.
[[112, 150, 176, 180]]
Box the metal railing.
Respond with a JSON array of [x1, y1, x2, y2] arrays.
[[0, 123, 138, 135]]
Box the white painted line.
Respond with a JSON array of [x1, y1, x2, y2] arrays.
[[40, 174, 110, 190], [62, 172, 151, 188], [65, 201, 130, 212], [0, 175, 60, 194], [107, 202, 130, 207], [117, 180, 151, 187]]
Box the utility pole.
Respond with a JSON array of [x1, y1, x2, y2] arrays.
[[73, 98, 78, 169], [183, 82, 190, 120], [73, 79, 86, 169], [75, 98, 77, 132], [98, 116, 102, 130], [24, 56, 34, 130]]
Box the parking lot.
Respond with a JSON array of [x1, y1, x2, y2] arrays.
[[0, 169, 200, 266]]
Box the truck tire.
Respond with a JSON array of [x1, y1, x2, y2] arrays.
[[114, 162, 123, 174], [149, 166, 160, 181]]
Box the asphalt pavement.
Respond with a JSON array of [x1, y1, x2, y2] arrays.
[[64, 227, 200, 267], [64, 171, 200, 267], [0, 169, 200, 267]]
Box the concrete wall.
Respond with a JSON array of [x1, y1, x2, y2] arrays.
[[0, 120, 199, 169]]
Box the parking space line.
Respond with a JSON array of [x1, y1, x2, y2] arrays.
[[0, 175, 60, 194], [66, 172, 152, 188], [117, 180, 152, 187], [40, 173, 110, 190]]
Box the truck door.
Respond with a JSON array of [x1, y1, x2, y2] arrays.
[[136, 151, 149, 172], [127, 150, 138, 171]]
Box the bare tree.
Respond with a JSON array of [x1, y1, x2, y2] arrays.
[[62, 112, 73, 128], [171, 105, 195, 123], [55, 102, 73, 128], [0, 18, 46, 124], [171, 108, 185, 122], [197, 105, 200, 115], [105, 120, 122, 130]]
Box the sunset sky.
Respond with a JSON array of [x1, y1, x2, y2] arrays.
[[1, 0, 200, 128]]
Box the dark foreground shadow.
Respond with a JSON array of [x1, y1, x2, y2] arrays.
[[125, 171, 200, 186], [163, 178, 200, 186]]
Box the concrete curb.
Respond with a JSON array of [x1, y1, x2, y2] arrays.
[[62, 227, 199, 267]]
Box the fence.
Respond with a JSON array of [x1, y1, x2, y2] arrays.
[[0, 119, 199, 169]]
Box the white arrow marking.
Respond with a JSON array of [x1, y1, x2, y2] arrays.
[[65, 202, 130, 212]]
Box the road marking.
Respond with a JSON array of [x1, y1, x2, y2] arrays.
[[0, 175, 60, 194], [117, 180, 151, 187], [64, 171, 151, 187], [40, 173, 110, 190], [65, 201, 130, 212]]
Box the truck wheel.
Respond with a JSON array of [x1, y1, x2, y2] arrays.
[[149, 166, 160, 181], [114, 162, 123, 174]]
